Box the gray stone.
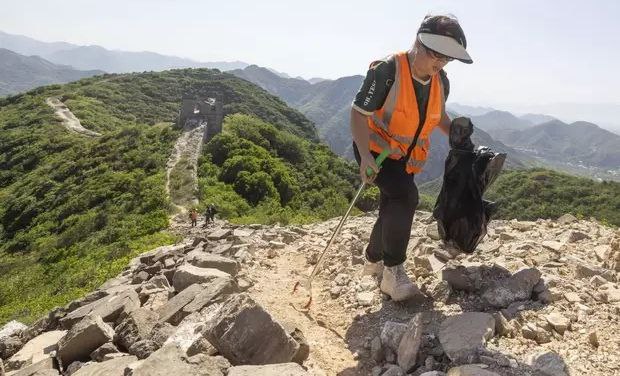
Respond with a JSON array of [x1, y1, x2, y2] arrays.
[[481, 268, 541, 308], [182, 278, 237, 314], [357, 292, 374, 306], [232, 228, 254, 238], [0, 321, 28, 341], [382, 364, 405, 376], [419, 372, 447, 376], [427, 280, 451, 302], [0, 335, 24, 360], [150, 323, 175, 348], [380, 322, 407, 353], [565, 230, 589, 243], [227, 363, 308, 376], [204, 293, 299, 365], [186, 337, 216, 357], [60, 290, 140, 330], [156, 284, 203, 324], [526, 351, 568, 376], [72, 355, 138, 376], [185, 250, 240, 276], [545, 312, 570, 335], [210, 243, 233, 256], [426, 224, 441, 240], [556, 213, 577, 224], [438, 312, 495, 362], [492, 313, 513, 337], [447, 365, 500, 376], [65, 361, 83, 376], [207, 229, 232, 240], [138, 275, 170, 297], [113, 309, 159, 351], [441, 266, 481, 292], [6, 330, 66, 371], [128, 340, 158, 360], [9, 358, 55, 376], [57, 315, 114, 365], [131, 271, 150, 285], [89, 342, 118, 362], [397, 314, 423, 372], [575, 264, 614, 281], [370, 337, 384, 363], [126, 344, 227, 376], [172, 264, 231, 292]]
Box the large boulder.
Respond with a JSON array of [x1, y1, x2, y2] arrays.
[[89, 342, 119, 362], [181, 278, 237, 314], [185, 250, 240, 276], [171, 264, 231, 292], [481, 268, 541, 308], [438, 312, 495, 362], [227, 363, 308, 375], [126, 344, 228, 376], [57, 315, 114, 366], [72, 355, 138, 376], [6, 330, 66, 371], [59, 290, 140, 330], [156, 284, 203, 324], [113, 309, 159, 351], [204, 293, 300, 365], [0, 335, 24, 360], [0, 321, 28, 341], [8, 357, 56, 376]]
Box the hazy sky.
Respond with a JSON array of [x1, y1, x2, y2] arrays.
[[2, 0, 619, 112]]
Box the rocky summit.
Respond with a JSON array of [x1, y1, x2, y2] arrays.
[[1, 211, 619, 375]]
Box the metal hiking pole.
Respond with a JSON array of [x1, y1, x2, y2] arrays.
[[292, 149, 390, 309]]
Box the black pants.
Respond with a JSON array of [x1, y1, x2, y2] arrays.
[[353, 143, 419, 267]]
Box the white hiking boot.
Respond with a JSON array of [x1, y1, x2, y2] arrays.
[[380, 263, 421, 301], [363, 260, 384, 277]]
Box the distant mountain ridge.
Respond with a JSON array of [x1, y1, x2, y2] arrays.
[[0, 48, 103, 96], [230, 65, 363, 156], [0, 30, 248, 73]]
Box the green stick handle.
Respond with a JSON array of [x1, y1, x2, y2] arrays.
[[366, 149, 390, 177]]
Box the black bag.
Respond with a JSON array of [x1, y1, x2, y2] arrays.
[[432, 117, 506, 253]]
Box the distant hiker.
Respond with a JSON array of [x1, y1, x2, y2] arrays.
[[207, 203, 217, 223], [203, 208, 211, 227], [189, 208, 198, 227], [350, 14, 472, 301], [202, 203, 217, 227]]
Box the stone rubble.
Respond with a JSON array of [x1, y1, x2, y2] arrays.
[[0, 212, 618, 375]]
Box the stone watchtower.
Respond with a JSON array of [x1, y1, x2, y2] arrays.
[[178, 93, 224, 141]]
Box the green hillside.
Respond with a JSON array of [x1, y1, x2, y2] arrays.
[[419, 169, 620, 227], [197, 113, 357, 224], [486, 169, 620, 226], [0, 68, 354, 324]]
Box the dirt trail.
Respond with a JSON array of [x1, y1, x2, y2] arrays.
[[165, 122, 207, 218], [45, 97, 101, 137]]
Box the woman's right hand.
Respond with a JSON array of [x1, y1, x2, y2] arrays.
[[359, 153, 379, 184]]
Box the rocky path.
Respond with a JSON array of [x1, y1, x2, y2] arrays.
[[1, 212, 618, 376], [45, 97, 101, 137], [165, 122, 207, 216]]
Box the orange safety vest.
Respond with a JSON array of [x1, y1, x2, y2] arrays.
[[367, 51, 445, 174]]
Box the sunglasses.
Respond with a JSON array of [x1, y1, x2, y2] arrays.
[[423, 45, 454, 63]]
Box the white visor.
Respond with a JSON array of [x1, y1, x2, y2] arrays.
[[418, 33, 473, 64]]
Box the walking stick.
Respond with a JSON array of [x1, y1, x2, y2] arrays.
[[292, 149, 390, 309]]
